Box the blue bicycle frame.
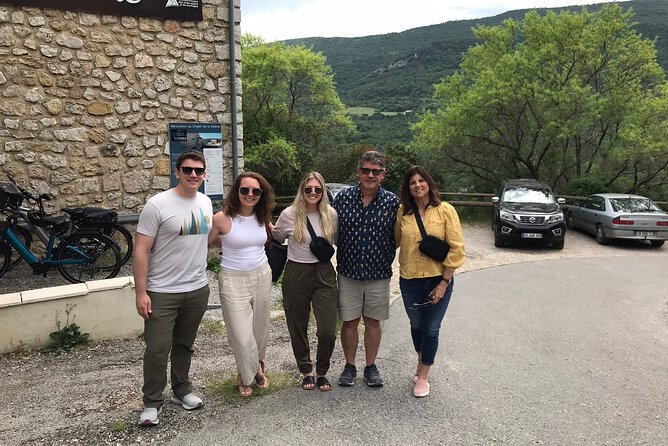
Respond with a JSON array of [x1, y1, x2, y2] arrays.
[[2, 225, 91, 268]]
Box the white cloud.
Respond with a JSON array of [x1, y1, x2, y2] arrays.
[[242, 0, 616, 41]]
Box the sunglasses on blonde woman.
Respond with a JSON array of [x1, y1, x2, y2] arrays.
[[304, 187, 323, 194], [240, 187, 262, 196]]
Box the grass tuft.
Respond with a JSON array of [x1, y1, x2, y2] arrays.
[[198, 318, 227, 336], [207, 371, 299, 403], [110, 420, 129, 432]]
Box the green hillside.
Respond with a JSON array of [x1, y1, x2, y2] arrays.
[[286, 0, 667, 114]]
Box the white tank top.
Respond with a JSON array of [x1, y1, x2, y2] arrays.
[[220, 214, 268, 271]]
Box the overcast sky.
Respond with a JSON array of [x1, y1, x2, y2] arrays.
[[242, 0, 622, 41]]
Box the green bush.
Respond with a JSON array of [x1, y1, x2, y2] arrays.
[[42, 304, 89, 354]]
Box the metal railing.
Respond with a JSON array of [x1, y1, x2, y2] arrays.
[[96, 192, 668, 224]]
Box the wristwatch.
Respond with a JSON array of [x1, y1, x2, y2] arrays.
[[440, 277, 450, 284]]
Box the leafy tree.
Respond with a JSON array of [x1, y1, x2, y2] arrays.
[[382, 144, 419, 194], [242, 37, 354, 193], [244, 136, 299, 191], [413, 5, 668, 198], [316, 143, 417, 195]]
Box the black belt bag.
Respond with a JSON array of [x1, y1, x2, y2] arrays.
[[306, 218, 335, 263], [414, 209, 449, 262]]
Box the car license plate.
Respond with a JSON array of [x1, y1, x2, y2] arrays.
[[521, 233, 543, 239], [635, 231, 656, 237]]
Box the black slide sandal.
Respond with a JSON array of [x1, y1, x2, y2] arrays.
[[302, 375, 316, 390], [316, 376, 331, 392]]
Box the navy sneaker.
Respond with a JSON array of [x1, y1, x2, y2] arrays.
[[338, 363, 357, 386], [363, 364, 383, 387]]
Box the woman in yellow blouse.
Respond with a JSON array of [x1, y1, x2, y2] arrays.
[[394, 165, 466, 398]]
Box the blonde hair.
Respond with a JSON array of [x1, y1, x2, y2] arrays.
[[291, 172, 335, 244]]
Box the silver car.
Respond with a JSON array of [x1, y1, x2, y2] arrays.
[[326, 182, 352, 202], [566, 193, 668, 247]]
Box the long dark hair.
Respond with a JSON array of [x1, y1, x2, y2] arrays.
[[225, 172, 275, 229], [400, 165, 441, 215]]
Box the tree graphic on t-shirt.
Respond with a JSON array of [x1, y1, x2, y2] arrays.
[[179, 209, 211, 236]]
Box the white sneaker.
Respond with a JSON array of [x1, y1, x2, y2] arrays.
[[138, 406, 162, 426], [171, 393, 203, 410]]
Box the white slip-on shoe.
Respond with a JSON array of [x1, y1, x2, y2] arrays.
[[171, 393, 203, 410], [138, 406, 162, 426]]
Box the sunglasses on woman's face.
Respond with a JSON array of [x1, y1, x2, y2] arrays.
[[180, 166, 206, 176], [239, 187, 262, 197], [304, 186, 323, 195]]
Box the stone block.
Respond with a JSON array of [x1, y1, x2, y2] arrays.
[[22, 283, 88, 304], [0, 293, 21, 308]]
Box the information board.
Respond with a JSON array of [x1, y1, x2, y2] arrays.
[[168, 122, 224, 201]]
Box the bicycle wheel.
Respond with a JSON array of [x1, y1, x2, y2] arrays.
[[0, 241, 10, 278], [102, 223, 133, 266], [4, 225, 32, 271], [55, 233, 121, 283]]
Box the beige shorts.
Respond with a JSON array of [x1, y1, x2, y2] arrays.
[[337, 275, 391, 321]]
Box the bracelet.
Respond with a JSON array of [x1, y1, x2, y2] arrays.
[[440, 277, 450, 284]]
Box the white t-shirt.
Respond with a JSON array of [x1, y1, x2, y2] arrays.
[[136, 189, 213, 293]]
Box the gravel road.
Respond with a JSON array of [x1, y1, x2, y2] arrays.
[[0, 224, 665, 445]]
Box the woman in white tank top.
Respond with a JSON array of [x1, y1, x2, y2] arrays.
[[208, 172, 275, 397]]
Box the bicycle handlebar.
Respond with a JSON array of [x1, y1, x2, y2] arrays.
[[6, 174, 50, 213]]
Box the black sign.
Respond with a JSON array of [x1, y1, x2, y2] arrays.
[[2, 0, 203, 22]]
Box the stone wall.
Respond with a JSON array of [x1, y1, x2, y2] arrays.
[[0, 0, 242, 212]]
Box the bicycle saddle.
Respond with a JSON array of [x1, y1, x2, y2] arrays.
[[27, 211, 70, 234]]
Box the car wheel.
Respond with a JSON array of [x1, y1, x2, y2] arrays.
[[595, 225, 609, 245], [553, 239, 564, 250], [649, 240, 665, 248], [494, 232, 504, 248], [566, 212, 574, 229]]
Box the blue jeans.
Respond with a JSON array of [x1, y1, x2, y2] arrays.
[[399, 276, 454, 366]]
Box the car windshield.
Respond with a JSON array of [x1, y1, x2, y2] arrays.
[[609, 197, 663, 213], [503, 188, 555, 204]]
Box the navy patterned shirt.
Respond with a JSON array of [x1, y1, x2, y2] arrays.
[[333, 184, 400, 281]]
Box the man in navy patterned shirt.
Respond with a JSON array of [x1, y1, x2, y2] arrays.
[[333, 150, 400, 387]]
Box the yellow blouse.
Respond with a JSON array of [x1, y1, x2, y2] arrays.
[[394, 202, 466, 279]]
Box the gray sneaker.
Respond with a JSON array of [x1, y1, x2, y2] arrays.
[[363, 364, 383, 387], [338, 363, 357, 386], [138, 406, 162, 426], [171, 393, 203, 410]]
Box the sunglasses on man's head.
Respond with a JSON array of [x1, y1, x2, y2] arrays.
[[240, 187, 262, 196], [359, 167, 384, 176], [304, 186, 323, 195], [180, 166, 206, 176]]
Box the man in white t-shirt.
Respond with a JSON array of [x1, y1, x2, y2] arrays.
[[134, 151, 213, 426]]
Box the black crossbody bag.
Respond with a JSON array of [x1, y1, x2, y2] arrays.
[[306, 218, 335, 263], [414, 209, 450, 262]]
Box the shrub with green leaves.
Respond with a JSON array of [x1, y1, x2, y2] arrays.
[[42, 304, 90, 353]]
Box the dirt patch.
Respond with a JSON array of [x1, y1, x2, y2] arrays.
[[0, 224, 664, 445]]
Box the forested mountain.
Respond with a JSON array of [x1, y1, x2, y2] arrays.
[[286, 0, 667, 114]]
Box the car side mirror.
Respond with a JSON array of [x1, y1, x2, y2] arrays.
[[557, 198, 565, 205], [491, 197, 499, 203]]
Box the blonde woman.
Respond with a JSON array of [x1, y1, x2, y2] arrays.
[[272, 172, 338, 391]]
